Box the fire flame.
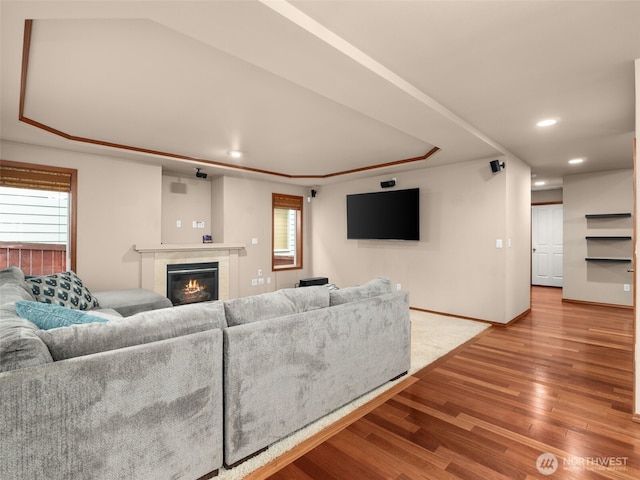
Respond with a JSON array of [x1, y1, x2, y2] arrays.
[[184, 279, 204, 294]]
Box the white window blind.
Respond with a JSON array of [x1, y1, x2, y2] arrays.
[[0, 186, 69, 244]]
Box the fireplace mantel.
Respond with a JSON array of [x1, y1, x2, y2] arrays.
[[134, 243, 245, 253], [134, 243, 245, 300]]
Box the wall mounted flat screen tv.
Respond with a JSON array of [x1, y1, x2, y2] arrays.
[[346, 188, 420, 241]]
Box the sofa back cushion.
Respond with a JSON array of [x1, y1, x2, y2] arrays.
[[0, 268, 52, 372], [0, 280, 36, 305], [329, 277, 392, 306], [224, 286, 330, 327], [36, 300, 227, 361], [0, 267, 35, 304], [0, 304, 54, 372], [1, 266, 25, 285]]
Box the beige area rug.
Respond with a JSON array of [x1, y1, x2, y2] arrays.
[[217, 311, 490, 480]]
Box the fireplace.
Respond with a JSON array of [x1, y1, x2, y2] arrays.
[[166, 262, 218, 306]]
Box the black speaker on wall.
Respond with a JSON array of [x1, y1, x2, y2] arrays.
[[490, 160, 505, 173]]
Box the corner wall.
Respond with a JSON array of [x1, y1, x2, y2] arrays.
[[505, 154, 532, 321], [310, 156, 531, 323], [217, 175, 313, 297], [161, 173, 212, 244]]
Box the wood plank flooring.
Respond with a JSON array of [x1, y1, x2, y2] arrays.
[[253, 286, 639, 479]]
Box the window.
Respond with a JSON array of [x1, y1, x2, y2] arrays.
[[272, 193, 303, 270], [0, 160, 77, 273], [0, 186, 69, 242]]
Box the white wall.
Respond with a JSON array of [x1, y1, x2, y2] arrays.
[[0, 140, 162, 290], [217, 175, 313, 297], [161, 173, 212, 244], [310, 156, 531, 323], [564, 170, 634, 306]]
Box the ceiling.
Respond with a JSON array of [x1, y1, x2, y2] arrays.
[[1, 1, 639, 189]]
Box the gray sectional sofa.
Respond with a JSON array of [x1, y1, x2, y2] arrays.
[[0, 266, 410, 479]]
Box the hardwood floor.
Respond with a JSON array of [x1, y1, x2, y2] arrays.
[[252, 286, 639, 479]]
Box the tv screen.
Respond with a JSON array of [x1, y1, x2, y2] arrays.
[[346, 188, 420, 241]]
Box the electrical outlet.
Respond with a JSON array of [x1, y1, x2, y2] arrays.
[[251, 279, 258, 286], [396, 283, 401, 292], [258, 278, 265, 285]]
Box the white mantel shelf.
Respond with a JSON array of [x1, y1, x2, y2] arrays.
[[134, 243, 245, 253]]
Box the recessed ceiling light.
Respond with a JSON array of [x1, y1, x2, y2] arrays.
[[536, 119, 557, 127], [568, 158, 584, 164], [228, 150, 243, 158], [534, 181, 546, 186]]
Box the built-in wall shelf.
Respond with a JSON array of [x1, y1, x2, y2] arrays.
[[584, 213, 632, 264], [585, 236, 632, 240], [585, 257, 632, 262], [585, 213, 632, 219]]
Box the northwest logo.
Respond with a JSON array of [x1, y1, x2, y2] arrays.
[[536, 453, 559, 475]]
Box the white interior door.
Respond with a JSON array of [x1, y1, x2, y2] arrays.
[[532, 204, 563, 287]]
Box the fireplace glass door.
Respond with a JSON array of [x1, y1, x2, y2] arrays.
[[166, 262, 218, 306]]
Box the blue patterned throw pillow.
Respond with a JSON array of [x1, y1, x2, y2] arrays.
[[26, 271, 100, 310], [15, 301, 108, 330]]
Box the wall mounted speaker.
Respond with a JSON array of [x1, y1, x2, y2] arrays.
[[490, 160, 505, 173]]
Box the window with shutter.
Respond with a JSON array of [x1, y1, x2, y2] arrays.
[[272, 193, 303, 270], [0, 160, 77, 274]]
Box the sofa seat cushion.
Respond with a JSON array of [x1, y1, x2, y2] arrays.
[[329, 277, 392, 306], [0, 304, 54, 372], [93, 288, 172, 316], [26, 271, 100, 310], [224, 286, 330, 327], [36, 300, 227, 361]]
